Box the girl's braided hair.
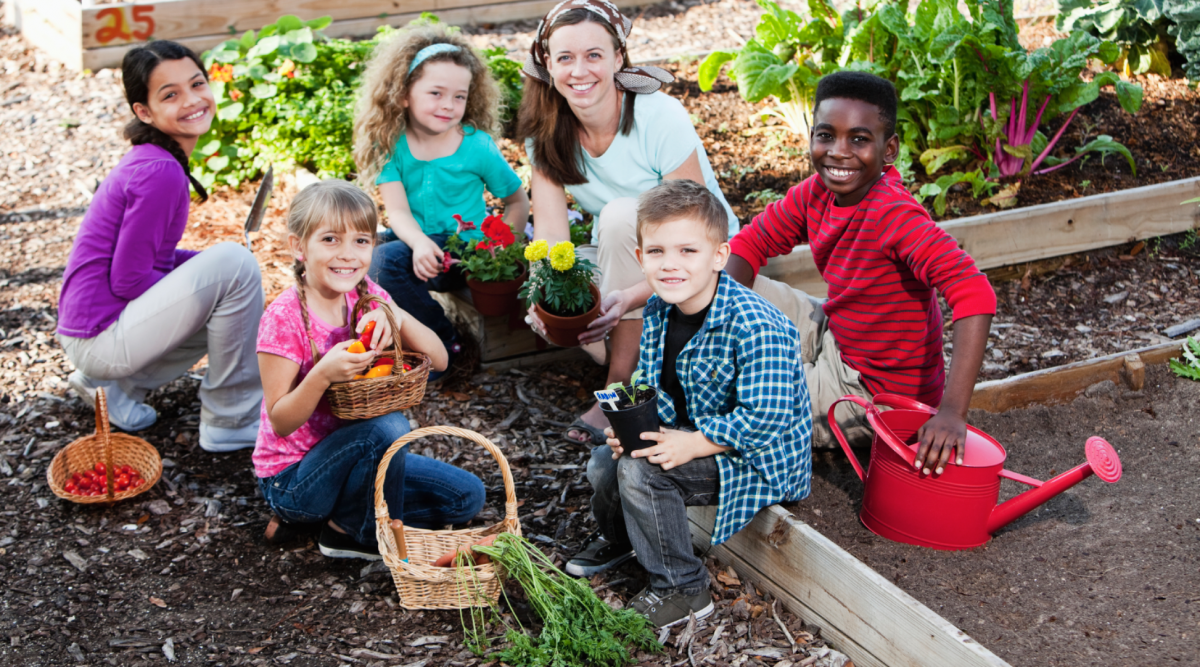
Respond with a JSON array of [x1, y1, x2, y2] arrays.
[[286, 180, 379, 362], [120, 40, 210, 202]]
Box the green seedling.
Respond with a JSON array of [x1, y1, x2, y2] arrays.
[[1169, 336, 1200, 381], [607, 369, 650, 405]]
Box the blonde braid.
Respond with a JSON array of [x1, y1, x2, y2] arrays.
[[293, 260, 322, 364]]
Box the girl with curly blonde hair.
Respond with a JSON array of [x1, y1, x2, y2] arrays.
[[354, 24, 528, 361]]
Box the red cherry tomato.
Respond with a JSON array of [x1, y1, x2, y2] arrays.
[[94, 462, 106, 474]]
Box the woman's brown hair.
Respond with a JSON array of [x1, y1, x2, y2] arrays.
[[353, 24, 502, 186], [516, 9, 636, 186]]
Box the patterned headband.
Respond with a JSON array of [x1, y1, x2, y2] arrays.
[[409, 43, 460, 75], [522, 0, 673, 95]]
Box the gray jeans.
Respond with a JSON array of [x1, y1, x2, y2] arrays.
[[58, 242, 264, 428], [587, 444, 719, 596]]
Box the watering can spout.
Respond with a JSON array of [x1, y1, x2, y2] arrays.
[[986, 437, 1122, 534]]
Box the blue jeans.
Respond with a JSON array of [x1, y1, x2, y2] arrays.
[[587, 445, 719, 596], [369, 230, 465, 345], [257, 414, 486, 546]]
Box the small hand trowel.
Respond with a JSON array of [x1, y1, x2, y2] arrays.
[[243, 165, 274, 252]]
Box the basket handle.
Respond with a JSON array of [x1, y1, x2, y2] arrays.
[[373, 426, 521, 550], [352, 294, 404, 359], [95, 388, 115, 501]]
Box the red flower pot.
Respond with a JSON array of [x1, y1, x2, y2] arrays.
[[465, 268, 527, 318], [534, 283, 601, 348]]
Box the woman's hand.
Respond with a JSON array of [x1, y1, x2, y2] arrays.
[[411, 236, 444, 282], [579, 290, 630, 344], [313, 340, 375, 384]]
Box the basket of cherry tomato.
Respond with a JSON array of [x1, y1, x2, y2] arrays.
[[47, 388, 162, 504], [325, 294, 431, 420]]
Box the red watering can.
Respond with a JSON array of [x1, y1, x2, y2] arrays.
[[829, 394, 1122, 551]]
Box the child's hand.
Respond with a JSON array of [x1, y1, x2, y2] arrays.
[[314, 340, 376, 384], [604, 427, 625, 459], [357, 309, 395, 351], [412, 236, 444, 282], [915, 411, 967, 475], [631, 429, 705, 471]]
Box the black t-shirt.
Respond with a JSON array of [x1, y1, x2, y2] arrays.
[[660, 303, 711, 428]]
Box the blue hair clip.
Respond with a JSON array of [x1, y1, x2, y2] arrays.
[[408, 43, 460, 75]]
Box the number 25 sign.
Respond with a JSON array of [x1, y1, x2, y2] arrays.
[[93, 5, 156, 45]]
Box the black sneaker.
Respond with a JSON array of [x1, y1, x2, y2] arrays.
[[628, 587, 715, 628], [564, 533, 635, 577], [318, 525, 381, 560]]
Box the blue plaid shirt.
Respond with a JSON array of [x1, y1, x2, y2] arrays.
[[640, 272, 813, 545]]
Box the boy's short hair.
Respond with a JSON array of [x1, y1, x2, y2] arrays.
[[813, 71, 898, 138], [636, 180, 729, 247]]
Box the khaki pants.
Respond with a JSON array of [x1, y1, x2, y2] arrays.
[[575, 198, 647, 364], [750, 275, 873, 449], [58, 242, 264, 428]]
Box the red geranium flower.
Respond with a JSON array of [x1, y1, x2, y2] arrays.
[[453, 214, 476, 233], [481, 215, 515, 248]]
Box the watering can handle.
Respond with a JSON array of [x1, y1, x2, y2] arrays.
[[828, 395, 874, 481]]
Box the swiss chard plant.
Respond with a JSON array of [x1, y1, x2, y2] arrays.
[[698, 0, 845, 136], [1169, 335, 1200, 380], [1058, 0, 1200, 79]]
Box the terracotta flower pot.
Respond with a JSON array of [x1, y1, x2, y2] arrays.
[[466, 267, 527, 318], [534, 283, 601, 348], [600, 387, 661, 453]]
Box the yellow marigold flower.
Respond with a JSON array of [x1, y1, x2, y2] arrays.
[[549, 241, 575, 271], [525, 239, 549, 262]]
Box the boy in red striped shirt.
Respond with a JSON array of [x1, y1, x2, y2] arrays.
[[727, 71, 996, 475]]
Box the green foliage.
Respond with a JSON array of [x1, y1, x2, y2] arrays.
[[698, 0, 845, 135], [520, 241, 598, 317], [195, 15, 379, 187], [462, 533, 663, 666], [745, 188, 786, 205], [917, 169, 995, 215], [195, 13, 523, 188], [1059, 0, 1200, 79], [483, 46, 524, 125], [445, 214, 527, 282], [1169, 335, 1200, 380], [607, 369, 650, 404]]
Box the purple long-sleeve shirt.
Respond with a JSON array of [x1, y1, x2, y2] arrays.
[[58, 144, 199, 338]]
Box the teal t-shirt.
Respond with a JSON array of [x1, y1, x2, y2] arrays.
[[525, 91, 737, 243], [376, 126, 522, 240]]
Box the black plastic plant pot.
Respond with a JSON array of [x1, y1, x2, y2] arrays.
[[600, 388, 661, 453]]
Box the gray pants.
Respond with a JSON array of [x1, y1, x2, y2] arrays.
[[750, 275, 873, 449], [588, 445, 718, 596], [58, 242, 264, 428]]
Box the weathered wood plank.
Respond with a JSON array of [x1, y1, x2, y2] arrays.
[[688, 505, 1011, 667], [6, 0, 83, 71], [430, 292, 544, 362], [77, 0, 642, 70], [762, 176, 1200, 299], [968, 340, 1183, 413]]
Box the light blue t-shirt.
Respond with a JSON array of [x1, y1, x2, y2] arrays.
[[377, 126, 522, 240], [526, 91, 738, 242]]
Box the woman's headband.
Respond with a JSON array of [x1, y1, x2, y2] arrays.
[[409, 43, 460, 75], [522, 0, 673, 95]]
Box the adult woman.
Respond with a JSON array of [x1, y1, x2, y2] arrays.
[[518, 0, 737, 444], [57, 41, 264, 452]]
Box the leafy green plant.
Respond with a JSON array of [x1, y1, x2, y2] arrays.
[[460, 533, 662, 666], [484, 46, 524, 127], [1058, 0, 1173, 76], [1169, 335, 1200, 380], [699, 0, 845, 136], [607, 370, 650, 405], [745, 188, 786, 205], [520, 240, 598, 316], [445, 213, 526, 282]]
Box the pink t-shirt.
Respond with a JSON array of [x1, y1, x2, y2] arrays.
[[252, 279, 392, 478]]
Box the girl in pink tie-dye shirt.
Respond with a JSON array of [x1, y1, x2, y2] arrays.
[[254, 180, 482, 560]]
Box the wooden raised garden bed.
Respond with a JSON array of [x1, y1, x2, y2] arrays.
[[5, 0, 641, 71], [690, 342, 1188, 667]]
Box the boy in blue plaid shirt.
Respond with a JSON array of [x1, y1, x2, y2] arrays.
[[565, 180, 813, 628]]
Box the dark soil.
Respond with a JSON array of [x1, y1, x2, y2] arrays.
[[793, 364, 1200, 666]]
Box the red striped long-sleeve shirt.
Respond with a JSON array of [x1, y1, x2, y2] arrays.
[[730, 167, 997, 406]]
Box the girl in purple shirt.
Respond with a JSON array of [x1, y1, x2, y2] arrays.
[[56, 41, 264, 452]]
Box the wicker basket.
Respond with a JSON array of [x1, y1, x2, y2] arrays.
[[46, 388, 162, 504], [324, 294, 432, 420], [374, 426, 521, 610]]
